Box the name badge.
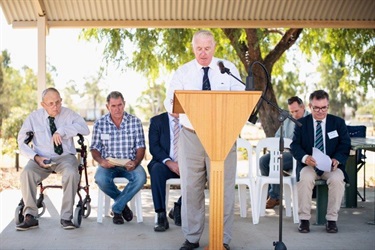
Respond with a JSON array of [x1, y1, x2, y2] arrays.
[[328, 130, 338, 139], [101, 134, 110, 140]]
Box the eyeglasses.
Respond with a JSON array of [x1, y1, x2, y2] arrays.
[[312, 106, 329, 112], [43, 100, 62, 107]]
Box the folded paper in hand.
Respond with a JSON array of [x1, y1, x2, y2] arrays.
[[106, 157, 130, 166], [312, 147, 331, 172]]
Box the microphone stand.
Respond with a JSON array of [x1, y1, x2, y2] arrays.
[[260, 97, 301, 250], [249, 65, 301, 250], [220, 67, 246, 87], [222, 60, 302, 250]]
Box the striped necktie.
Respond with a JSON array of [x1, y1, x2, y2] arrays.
[[173, 118, 180, 161], [48, 116, 63, 155], [202, 67, 211, 90], [314, 121, 324, 152]]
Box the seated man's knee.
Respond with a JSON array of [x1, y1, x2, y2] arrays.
[[94, 169, 110, 187], [300, 168, 316, 183]]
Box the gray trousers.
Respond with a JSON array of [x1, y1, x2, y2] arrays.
[[20, 154, 79, 220], [179, 128, 236, 245], [297, 166, 345, 221]]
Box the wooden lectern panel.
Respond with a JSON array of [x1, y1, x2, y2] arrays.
[[173, 90, 261, 250], [173, 90, 262, 161]]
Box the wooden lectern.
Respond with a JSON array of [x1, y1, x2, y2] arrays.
[[173, 90, 261, 250]]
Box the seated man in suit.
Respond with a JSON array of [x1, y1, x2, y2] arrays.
[[259, 96, 309, 209], [291, 90, 350, 234], [148, 111, 182, 232]]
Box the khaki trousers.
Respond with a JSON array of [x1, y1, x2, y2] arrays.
[[20, 154, 79, 220], [179, 128, 236, 245], [297, 166, 345, 221]]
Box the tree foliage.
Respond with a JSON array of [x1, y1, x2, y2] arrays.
[[0, 50, 55, 154], [299, 29, 375, 117], [136, 81, 166, 121], [81, 28, 304, 136]]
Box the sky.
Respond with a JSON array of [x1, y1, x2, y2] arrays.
[[0, 9, 147, 106]]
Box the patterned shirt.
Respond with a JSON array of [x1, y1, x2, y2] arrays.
[[90, 112, 145, 160]]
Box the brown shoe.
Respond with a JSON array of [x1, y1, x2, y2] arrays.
[[266, 198, 280, 209]]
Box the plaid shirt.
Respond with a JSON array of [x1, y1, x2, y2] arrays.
[[90, 112, 145, 160]]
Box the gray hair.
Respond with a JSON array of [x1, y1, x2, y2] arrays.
[[192, 30, 216, 49], [106, 91, 125, 103], [42, 87, 60, 100]]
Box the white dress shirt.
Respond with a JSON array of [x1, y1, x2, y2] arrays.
[[18, 107, 90, 160], [164, 57, 245, 129]]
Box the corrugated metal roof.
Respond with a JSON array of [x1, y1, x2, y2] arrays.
[[1, 0, 374, 28]]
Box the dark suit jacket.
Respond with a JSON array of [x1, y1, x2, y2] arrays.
[[148, 112, 171, 168], [291, 114, 351, 182]]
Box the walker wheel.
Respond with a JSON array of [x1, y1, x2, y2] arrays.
[[82, 198, 91, 218], [14, 205, 24, 225], [73, 206, 82, 228], [36, 201, 46, 218]]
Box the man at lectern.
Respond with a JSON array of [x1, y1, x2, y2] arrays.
[[164, 30, 245, 250]]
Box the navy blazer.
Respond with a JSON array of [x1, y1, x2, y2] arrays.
[[291, 114, 351, 182], [148, 112, 172, 168]]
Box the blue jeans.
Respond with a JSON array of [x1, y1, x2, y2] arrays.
[[95, 165, 146, 214], [259, 152, 293, 200]]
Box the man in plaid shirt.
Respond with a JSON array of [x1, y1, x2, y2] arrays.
[[90, 91, 147, 225]]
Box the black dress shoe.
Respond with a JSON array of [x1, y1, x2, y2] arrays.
[[113, 212, 124, 225], [122, 205, 133, 222], [326, 220, 338, 233], [179, 240, 199, 250], [154, 212, 169, 232], [168, 207, 174, 220], [173, 202, 181, 226], [298, 220, 310, 233], [223, 243, 230, 250]]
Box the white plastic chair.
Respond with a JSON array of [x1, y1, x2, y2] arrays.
[[97, 177, 143, 223], [255, 137, 299, 223], [235, 138, 258, 224]]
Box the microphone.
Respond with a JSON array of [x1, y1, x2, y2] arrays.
[[217, 61, 230, 74], [245, 70, 254, 91]]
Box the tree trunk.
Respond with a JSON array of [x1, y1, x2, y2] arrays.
[[223, 28, 303, 137]]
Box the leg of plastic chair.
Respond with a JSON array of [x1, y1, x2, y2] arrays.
[[249, 182, 259, 224], [104, 194, 111, 217], [97, 189, 104, 223], [292, 183, 299, 223], [134, 191, 143, 223], [165, 183, 171, 210], [284, 184, 292, 217], [129, 197, 136, 219], [238, 184, 247, 218], [259, 183, 269, 217]]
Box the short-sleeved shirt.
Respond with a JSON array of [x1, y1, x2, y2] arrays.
[[90, 112, 145, 160]]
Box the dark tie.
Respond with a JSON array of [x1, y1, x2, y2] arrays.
[[202, 67, 211, 90], [314, 120, 324, 175], [314, 121, 324, 152], [173, 118, 180, 161], [48, 116, 63, 155]]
